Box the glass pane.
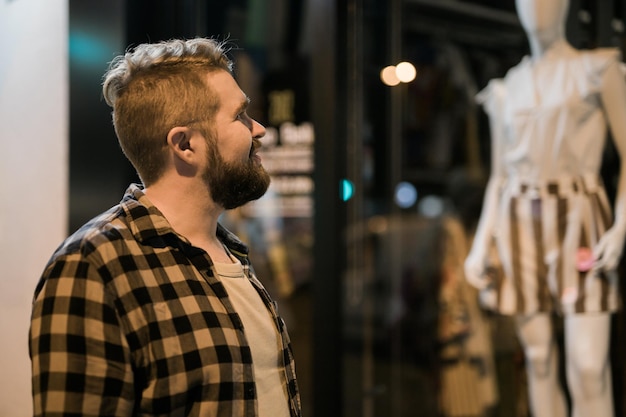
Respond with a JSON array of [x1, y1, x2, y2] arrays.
[[341, 1, 626, 416], [342, 1, 530, 416]]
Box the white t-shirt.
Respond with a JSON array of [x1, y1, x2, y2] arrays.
[[212, 257, 290, 417]]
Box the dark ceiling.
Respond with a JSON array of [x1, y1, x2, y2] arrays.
[[403, 0, 524, 50]]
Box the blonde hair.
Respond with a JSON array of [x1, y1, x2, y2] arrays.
[[102, 38, 234, 185]]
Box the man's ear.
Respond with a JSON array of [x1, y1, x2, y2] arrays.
[[166, 126, 196, 163]]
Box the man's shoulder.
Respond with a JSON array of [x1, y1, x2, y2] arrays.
[[34, 204, 132, 299], [53, 204, 131, 260]]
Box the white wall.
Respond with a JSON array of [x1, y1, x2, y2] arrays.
[[0, 0, 68, 415]]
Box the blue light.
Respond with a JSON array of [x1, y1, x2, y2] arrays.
[[69, 32, 110, 65], [341, 179, 355, 202], [394, 181, 417, 208]]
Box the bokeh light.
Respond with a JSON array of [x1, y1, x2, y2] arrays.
[[380, 65, 400, 86], [396, 61, 417, 83], [394, 181, 417, 208]]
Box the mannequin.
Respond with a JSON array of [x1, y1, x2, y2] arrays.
[[464, 0, 626, 416]]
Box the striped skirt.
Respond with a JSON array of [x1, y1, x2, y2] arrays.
[[485, 177, 620, 315]]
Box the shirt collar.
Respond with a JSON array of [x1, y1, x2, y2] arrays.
[[120, 183, 249, 258]]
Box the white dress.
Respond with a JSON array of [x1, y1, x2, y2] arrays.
[[476, 44, 621, 315]]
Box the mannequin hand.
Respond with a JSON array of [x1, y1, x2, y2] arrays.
[[464, 248, 492, 290], [478, 288, 497, 311], [593, 225, 626, 271]]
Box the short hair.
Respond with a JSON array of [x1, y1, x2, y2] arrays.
[[102, 38, 234, 186]]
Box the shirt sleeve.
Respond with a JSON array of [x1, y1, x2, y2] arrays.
[[29, 251, 135, 417]]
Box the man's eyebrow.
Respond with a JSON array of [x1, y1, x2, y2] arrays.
[[235, 96, 251, 115]]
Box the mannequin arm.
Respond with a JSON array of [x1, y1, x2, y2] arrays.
[[594, 60, 626, 271], [464, 174, 503, 289], [465, 86, 506, 289]]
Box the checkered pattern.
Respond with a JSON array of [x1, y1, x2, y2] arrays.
[[29, 184, 301, 417]]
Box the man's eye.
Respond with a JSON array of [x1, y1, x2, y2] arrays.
[[237, 113, 253, 128]]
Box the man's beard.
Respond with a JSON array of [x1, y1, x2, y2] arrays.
[[203, 149, 271, 210]]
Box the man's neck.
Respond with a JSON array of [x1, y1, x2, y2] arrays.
[[144, 179, 232, 262]]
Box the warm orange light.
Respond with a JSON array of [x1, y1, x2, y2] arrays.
[[380, 65, 400, 86]]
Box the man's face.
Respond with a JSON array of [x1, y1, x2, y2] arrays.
[[201, 70, 270, 209]]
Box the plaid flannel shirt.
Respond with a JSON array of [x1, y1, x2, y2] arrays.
[[29, 184, 301, 417]]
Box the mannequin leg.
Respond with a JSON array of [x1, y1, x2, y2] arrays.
[[514, 313, 567, 417], [564, 313, 613, 417]]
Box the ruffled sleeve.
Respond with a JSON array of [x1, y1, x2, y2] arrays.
[[475, 78, 505, 118], [583, 47, 624, 92]]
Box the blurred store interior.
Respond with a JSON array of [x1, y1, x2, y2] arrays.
[[68, 0, 626, 416]]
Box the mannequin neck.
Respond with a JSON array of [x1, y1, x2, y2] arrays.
[[527, 33, 569, 61]]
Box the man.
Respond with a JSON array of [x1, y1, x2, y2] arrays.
[[29, 38, 301, 417]]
